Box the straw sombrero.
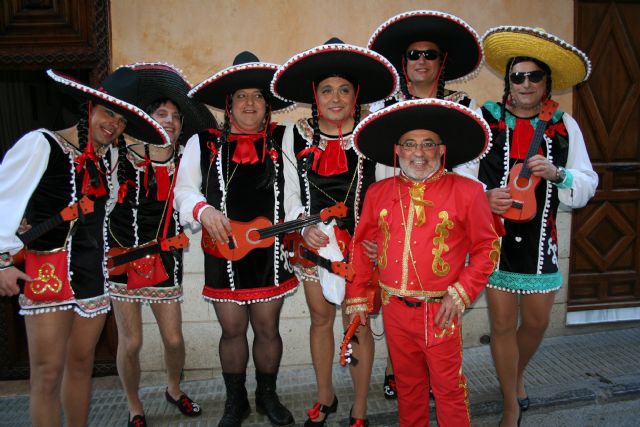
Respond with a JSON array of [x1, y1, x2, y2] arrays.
[[47, 68, 170, 146], [368, 10, 483, 82], [482, 26, 591, 90], [122, 62, 217, 141], [189, 51, 292, 112], [271, 38, 398, 105], [353, 99, 490, 169]]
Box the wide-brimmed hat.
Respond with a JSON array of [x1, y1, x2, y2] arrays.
[[271, 38, 398, 105], [368, 10, 483, 82], [483, 26, 591, 90], [120, 62, 217, 141], [47, 68, 170, 146], [354, 99, 490, 169], [189, 51, 292, 112]]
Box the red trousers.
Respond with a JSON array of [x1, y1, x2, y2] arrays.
[[383, 296, 471, 427]]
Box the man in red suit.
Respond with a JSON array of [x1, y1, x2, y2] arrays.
[[346, 99, 501, 427]]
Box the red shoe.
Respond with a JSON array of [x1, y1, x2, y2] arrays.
[[128, 414, 147, 427], [165, 388, 202, 417]]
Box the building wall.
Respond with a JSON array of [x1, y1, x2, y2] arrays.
[[110, 0, 579, 374]]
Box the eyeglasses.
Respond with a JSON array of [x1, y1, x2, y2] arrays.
[[509, 70, 546, 85], [405, 49, 442, 61], [397, 141, 442, 151]]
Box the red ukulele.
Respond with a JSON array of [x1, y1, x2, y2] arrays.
[[283, 232, 354, 281], [211, 202, 347, 261], [502, 99, 559, 223]]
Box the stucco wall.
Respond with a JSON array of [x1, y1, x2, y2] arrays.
[[110, 0, 576, 374]]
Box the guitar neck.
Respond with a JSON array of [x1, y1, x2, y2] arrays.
[[301, 247, 334, 272], [17, 215, 64, 245], [258, 213, 323, 239], [518, 119, 550, 179]]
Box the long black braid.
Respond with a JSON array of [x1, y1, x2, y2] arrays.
[[300, 101, 322, 173], [77, 102, 89, 152], [436, 61, 446, 100], [76, 102, 100, 189], [257, 90, 277, 188], [116, 134, 128, 187], [500, 56, 553, 125]]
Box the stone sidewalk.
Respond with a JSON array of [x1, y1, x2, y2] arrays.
[[1, 327, 638, 426]]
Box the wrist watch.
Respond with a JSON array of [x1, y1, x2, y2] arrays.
[[553, 166, 567, 184]]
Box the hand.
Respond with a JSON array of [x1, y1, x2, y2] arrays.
[[486, 188, 513, 215], [17, 218, 31, 234], [349, 311, 368, 326], [434, 294, 462, 329], [200, 206, 233, 244], [0, 266, 30, 296], [362, 240, 378, 262], [302, 224, 329, 250], [527, 154, 558, 181]]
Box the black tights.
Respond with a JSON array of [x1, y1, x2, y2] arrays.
[[213, 298, 284, 374]]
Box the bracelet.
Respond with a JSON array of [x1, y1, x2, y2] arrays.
[[192, 201, 210, 222], [0, 252, 13, 269]]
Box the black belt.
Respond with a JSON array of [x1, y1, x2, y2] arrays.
[[394, 295, 443, 308]]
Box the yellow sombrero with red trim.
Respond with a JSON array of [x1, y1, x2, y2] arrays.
[[483, 26, 591, 91]]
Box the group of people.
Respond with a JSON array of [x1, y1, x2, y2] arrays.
[[0, 9, 597, 427]]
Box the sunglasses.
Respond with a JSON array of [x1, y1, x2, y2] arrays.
[[405, 49, 442, 61], [509, 70, 546, 85]]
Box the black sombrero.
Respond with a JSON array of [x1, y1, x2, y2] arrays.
[[188, 51, 292, 112], [47, 68, 170, 146], [368, 10, 482, 82], [121, 62, 217, 141], [271, 38, 399, 105], [353, 99, 490, 169]]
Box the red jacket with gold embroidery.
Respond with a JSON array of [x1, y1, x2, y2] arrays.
[[345, 172, 500, 314]]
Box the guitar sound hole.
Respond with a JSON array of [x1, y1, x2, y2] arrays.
[[513, 176, 532, 191], [247, 229, 261, 244]]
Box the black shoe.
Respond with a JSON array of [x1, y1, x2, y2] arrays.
[[165, 388, 202, 417], [383, 374, 397, 400], [128, 414, 147, 427], [304, 395, 338, 427], [255, 372, 294, 426], [218, 373, 251, 427], [517, 396, 530, 412], [349, 406, 369, 427]]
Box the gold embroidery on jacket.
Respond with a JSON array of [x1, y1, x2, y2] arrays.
[[401, 199, 416, 290], [377, 208, 390, 269], [432, 211, 453, 276]]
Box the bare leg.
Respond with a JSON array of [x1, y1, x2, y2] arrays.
[[151, 301, 186, 399], [112, 300, 145, 417], [516, 292, 555, 398], [303, 280, 337, 420], [341, 309, 373, 419], [25, 309, 75, 427], [62, 312, 107, 427], [487, 288, 520, 427]]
